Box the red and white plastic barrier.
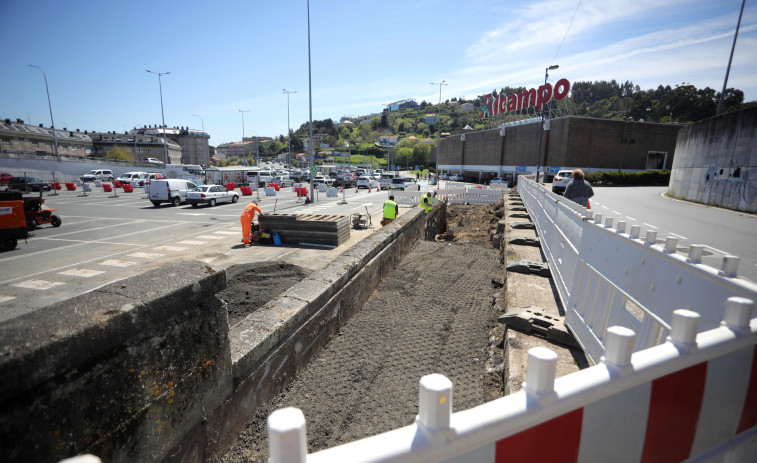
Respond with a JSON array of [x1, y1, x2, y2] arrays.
[[268, 298, 757, 463]]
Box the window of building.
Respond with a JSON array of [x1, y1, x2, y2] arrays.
[[646, 151, 667, 170], [24, 138, 30, 144], [1, 137, 10, 145], [32, 140, 39, 147]]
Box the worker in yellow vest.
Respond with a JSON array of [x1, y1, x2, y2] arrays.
[[419, 192, 433, 214], [382, 195, 398, 226]]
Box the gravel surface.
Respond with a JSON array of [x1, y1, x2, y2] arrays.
[[222, 204, 505, 462], [220, 262, 312, 327]]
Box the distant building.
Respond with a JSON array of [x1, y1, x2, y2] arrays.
[[386, 99, 418, 111], [425, 114, 438, 124], [0, 118, 93, 156], [459, 102, 475, 113], [90, 129, 182, 163], [379, 135, 399, 147]]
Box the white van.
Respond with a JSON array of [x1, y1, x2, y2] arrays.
[[116, 172, 147, 185], [81, 169, 114, 182], [149, 179, 198, 207]]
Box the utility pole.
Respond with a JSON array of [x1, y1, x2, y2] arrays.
[[430, 81, 447, 173], [283, 89, 297, 167]]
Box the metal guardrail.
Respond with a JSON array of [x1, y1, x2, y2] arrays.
[[518, 178, 757, 362]]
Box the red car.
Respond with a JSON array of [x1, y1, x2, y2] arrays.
[[0, 173, 13, 185]]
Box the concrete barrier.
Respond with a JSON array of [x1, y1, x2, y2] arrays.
[[0, 203, 448, 462]]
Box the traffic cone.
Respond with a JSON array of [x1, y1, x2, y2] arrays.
[[368, 186, 371, 193], [340, 187, 343, 193], [355, 187, 359, 193]]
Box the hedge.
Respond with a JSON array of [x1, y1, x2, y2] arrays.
[[584, 170, 670, 186]]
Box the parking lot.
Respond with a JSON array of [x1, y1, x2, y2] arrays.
[[0, 183, 421, 322]]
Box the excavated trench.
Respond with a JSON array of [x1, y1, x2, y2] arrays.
[[219, 203, 507, 462]]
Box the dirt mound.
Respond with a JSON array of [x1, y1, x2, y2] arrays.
[[221, 262, 311, 327], [438, 203, 504, 246]]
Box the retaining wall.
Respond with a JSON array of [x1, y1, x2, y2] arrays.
[[0, 204, 447, 462], [668, 106, 757, 213]]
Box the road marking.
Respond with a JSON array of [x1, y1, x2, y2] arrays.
[[213, 231, 238, 235], [601, 205, 609, 210], [626, 216, 637, 221], [129, 252, 163, 258], [154, 246, 186, 251], [58, 269, 106, 277], [177, 240, 206, 245], [177, 212, 209, 215], [0, 296, 16, 303], [612, 210, 621, 215], [99, 259, 138, 267], [12, 279, 66, 290], [669, 232, 688, 240], [704, 244, 733, 256], [197, 235, 224, 240], [643, 223, 658, 229]]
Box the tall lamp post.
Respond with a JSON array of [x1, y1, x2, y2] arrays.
[[145, 70, 171, 164], [535, 65, 558, 184], [28, 65, 59, 159], [430, 80, 447, 173], [239, 109, 250, 166], [307, 0, 315, 202], [283, 89, 297, 167], [248, 129, 258, 168], [192, 113, 205, 165]]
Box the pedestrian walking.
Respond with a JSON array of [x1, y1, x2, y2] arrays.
[[382, 195, 398, 226], [563, 169, 594, 208]]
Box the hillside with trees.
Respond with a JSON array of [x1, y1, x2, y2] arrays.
[[216, 80, 752, 170]]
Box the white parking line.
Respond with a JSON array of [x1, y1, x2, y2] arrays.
[[196, 235, 224, 240], [0, 296, 16, 303], [643, 223, 658, 229], [626, 216, 637, 221], [601, 205, 609, 210], [58, 269, 106, 277], [154, 246, 186, 251], [213, 231, 238, 235], [669, 232, 688, 240], [12, 279, 66, 290], [99, 259, 138, 267], [612, 210, 621, 215], [177, 240, 206, 245], [129, 252, 163, 258]]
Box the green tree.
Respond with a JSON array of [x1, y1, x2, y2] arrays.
[[106, 145, 134, 161], [411, 143, 430, 167]]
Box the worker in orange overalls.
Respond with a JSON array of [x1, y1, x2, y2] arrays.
[[241, 202, 263, 245]]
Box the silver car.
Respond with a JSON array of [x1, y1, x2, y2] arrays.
[[186, 184, 239, 207]]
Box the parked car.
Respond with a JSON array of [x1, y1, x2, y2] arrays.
[[137, 172, 163, 186], [357, 176, 379, 189], [8, 177, 51, 192], [272, 175, 294, 187], [551, 170, 574, 195], [186, 184, 239, 207], [149, 179, 198, 207], [490, 177, 509, 185], [313, 175, 334, 186], [0, 173, 13, 185], [334, 175, 357, 188], [379, 173, 397, 190], [450, 174, 464, 182], [116, 172, 147, 185], [81, 169, 114, 182], [389, 177, 420, 191], [142, 157, 164, 165]]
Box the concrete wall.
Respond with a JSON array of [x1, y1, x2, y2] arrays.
[[668, 106, 757, 213], [0, 154, 164, 183], [439, 117, 681, 182], [0, 205, 448, 462]]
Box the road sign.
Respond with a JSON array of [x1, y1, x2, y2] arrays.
[[310, 166, 317, 176], [549, 166, 560, 173], [518, 166, 527, 172]]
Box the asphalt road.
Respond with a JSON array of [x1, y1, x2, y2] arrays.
[[588, 186, 757, 283], [0, 183, 424, 323]]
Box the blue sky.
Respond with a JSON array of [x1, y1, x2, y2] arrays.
[[1, 0, 755, 146]]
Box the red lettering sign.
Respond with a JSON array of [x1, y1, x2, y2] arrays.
[[480, 78, 571, 118]]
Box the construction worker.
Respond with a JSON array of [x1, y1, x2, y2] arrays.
[[241, 201, 263, 245], [419, 191, 433, 214], [382, 194, 398, 226]]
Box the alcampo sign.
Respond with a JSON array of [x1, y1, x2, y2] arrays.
[[480, 78, 571, 118]]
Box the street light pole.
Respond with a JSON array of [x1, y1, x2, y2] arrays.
[[306, 0, 316, 202], [717, 0, 746, 116], [192, 113, 205, 165], [239, 109, 250, 166], [430, 81, 447, 173], [283, 89, 297, 167], [145, 70, 171, 164], [28, 65, 59, 159], [536, 65, 558, 184]]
